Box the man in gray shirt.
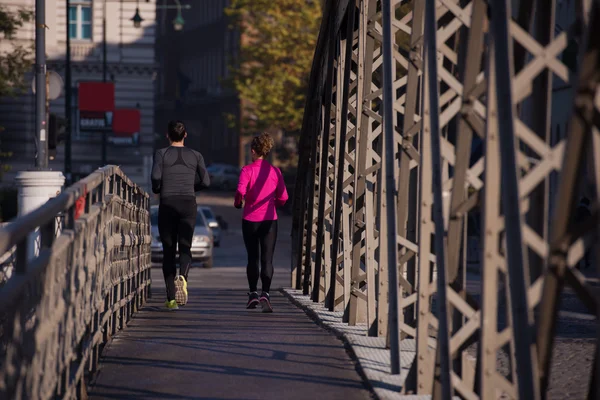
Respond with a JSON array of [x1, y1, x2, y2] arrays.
[[151, 120, 210, 310]]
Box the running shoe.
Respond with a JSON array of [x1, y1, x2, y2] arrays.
[[259, 292, 273, 313], [165, 300, 179, 310], [174, 275, 188, 306], [246, 291, 259, 309]]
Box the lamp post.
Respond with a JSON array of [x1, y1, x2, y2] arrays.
[[101, 0, 108, 167], [65, 0, 72, 183], [35, 0, 47, 169], [17, 0, 65, 257]]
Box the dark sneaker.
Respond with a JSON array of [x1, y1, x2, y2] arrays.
[[259, 292, 273, 313], [246, 292, 259, 309]]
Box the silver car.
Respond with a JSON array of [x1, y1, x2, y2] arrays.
[[150, 205, 214, 268], [199, 206, 221, 247]]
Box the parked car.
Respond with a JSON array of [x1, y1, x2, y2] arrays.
[[199, 206, 221, 247], [206, 163, 240, 191], [150, 205, 214, 268]]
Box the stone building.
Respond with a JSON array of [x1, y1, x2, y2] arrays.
[[0, 0, 157, 190]]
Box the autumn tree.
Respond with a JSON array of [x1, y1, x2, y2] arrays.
[[224, 0, 322, 135]]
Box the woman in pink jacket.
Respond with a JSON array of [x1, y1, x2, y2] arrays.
[[234, 133, 289, 313]]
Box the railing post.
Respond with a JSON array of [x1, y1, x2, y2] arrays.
[[14, 171, 65, 261]]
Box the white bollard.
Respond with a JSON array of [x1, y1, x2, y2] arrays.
[[15, 170, 66, 261]]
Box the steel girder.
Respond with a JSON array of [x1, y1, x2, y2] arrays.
[[290, 0, 600, 397]]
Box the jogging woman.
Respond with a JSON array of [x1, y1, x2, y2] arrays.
[[234, 133, 288, 313], [151, 120, 210, 310]]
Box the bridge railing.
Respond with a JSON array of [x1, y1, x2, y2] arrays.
[[292, 0, 600, 397], [0, 166, 151, 399]]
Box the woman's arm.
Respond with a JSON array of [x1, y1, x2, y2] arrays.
[[234, 167, 250, 209], [151, 150, 163, 194], [274, 169, 289, 207]]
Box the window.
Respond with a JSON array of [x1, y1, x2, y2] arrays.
[[69, 0, 92, 40]]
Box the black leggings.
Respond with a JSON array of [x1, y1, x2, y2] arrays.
[[158, 196, 197, 301], [242, 219, 278, 293]]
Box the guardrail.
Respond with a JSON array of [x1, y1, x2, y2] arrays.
[[0, 166, 151, 399]]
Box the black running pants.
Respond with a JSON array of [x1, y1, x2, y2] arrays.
[[242, 219, 278, 293], [158, 196, 197, 301]]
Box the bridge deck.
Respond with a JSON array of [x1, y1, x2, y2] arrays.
[[88, 195, 371, 400]]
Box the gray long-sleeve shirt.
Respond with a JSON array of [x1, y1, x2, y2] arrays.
[[151, 146, 210, 198]]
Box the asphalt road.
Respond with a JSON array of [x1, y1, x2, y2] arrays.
[[88, 192, 372, 400]]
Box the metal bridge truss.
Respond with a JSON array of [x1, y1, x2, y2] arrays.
[[290, 0, 600, 397]]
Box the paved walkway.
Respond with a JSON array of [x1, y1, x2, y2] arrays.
[[88, 194, 371, 400]]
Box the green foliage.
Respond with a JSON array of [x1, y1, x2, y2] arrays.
[[0, 6, 32, 182], [0, 6, 34, 98], [224, 0, 322, 135]]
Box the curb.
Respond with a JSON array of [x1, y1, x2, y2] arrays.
[[280, 288, 420, 400], [280, 288, 379, 399]]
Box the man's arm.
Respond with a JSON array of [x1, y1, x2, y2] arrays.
[[151, 150, 163, 194], [194, 153, 210, 191]]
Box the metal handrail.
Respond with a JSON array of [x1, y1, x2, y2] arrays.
[[0, 165, 146, 258]]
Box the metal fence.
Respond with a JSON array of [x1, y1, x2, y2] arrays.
[[0, 166, 151, 399], [291, 0, 600, 398]]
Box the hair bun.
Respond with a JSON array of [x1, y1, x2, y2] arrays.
[[251, 132, 275, 157]]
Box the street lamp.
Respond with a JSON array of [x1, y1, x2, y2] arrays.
[[173, 7, 184, 31], [132, 0, 190, 30], [131, 7, 144, 27]]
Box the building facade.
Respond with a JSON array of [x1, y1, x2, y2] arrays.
[[154, 0, 241, 167], [0, 0, 157, 190]]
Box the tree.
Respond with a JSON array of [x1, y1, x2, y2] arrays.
[[224, 0, 322, 135], [0, 6, 34, 182], [0, 6, 34, 97]]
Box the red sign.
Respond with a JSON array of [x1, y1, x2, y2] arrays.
[[112, 109, 141, 136], [78, 82, 115, 112]]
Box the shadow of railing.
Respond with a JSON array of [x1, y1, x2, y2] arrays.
[[0, 165, 152, 399]]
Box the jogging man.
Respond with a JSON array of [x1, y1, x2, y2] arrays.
[[151, 120, 210, 310]]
